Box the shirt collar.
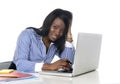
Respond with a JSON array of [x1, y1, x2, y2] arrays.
[[40, 36, 54, 46]]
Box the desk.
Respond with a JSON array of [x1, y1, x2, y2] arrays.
[[1, 70, 120, 84]]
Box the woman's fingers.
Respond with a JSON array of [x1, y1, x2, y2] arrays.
[[51, 59, 72, 70]]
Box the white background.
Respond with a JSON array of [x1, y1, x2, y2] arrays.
[[0, 0, 120, 83]]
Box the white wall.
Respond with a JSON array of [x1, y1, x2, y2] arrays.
[[0, 0, 120, 82]]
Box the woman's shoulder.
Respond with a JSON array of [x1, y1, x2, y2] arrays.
[[18, 27, 35, 38], [19, 27, 42, 39], [21, 27, 38, 35], [25, 27, 35, 32]]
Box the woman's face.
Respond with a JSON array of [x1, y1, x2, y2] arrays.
[[48, 17, 65, 42]]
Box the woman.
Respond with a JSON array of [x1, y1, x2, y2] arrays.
[[13, 8, 75, 72]]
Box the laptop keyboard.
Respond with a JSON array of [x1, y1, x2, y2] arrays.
[[57, 68, 73, 73]]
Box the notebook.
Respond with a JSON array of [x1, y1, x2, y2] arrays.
[[39, 32, 102, 77], [0, 69, 36, 81]]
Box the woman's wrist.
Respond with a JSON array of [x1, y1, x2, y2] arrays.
[[67, 34, 72, 38], [66, 34, 73, 42], [42, 63, 52, 71]]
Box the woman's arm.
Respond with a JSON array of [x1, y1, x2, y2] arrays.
[[43, 46, 75, 71], [42, 59, 72, 71], [62, 20, 75, 63], [13, 29, 39, 72]]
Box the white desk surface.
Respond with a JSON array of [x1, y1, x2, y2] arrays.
[[1, 69, 120, 84]]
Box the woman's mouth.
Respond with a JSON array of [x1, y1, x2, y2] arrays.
[[52, 35, 57, 39], [49, 34, 58, 41]]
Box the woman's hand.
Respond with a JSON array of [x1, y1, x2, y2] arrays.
[[42, 59, 72, 71], [66, 21, 73, 42]]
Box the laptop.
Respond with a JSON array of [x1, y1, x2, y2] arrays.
[[39, 32, 102, 77]]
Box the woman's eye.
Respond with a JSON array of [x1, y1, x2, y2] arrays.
[[53, 25, 57, 28]]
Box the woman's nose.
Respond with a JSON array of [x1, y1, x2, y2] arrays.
[[55, 29, 61, 36]]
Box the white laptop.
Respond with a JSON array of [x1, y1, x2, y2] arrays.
[[39, 32, 102, 77]]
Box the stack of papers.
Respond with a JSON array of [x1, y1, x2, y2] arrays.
[[0, 69, 36, 82]]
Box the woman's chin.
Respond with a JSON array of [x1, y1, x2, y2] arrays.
[[50, 38, 57, 42]]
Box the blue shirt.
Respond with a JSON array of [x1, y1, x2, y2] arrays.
[[13, 29, 75, 72]]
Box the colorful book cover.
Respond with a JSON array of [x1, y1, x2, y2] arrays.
[[0, 70, 37, 82]]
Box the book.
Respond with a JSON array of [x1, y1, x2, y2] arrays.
[[0, 69, 36, 82]]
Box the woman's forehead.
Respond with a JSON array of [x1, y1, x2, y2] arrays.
[[52, 18, 65, 26]]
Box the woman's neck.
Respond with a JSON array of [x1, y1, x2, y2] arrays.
[[42, 36, 51, 52]]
